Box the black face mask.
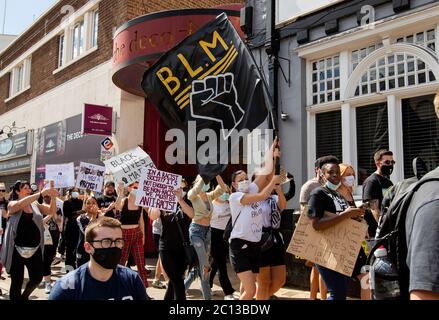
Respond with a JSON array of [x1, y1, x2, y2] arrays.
[[381, 165, 394, 176], [91, 247, 122, 270]]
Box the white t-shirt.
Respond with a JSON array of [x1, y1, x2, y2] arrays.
[[229, 183, 263, 243], [210, 202, 231, 230], [152, 218, 162, 235], [260, 195, 279, 228]]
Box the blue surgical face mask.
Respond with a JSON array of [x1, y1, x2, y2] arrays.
[[219, 193, 230, 202], [325, 181, 341, 191], [202, 184, 210, 192], [71, 192, 79, 199]]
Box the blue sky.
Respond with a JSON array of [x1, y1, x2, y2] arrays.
[[1, 0, 57, 35]]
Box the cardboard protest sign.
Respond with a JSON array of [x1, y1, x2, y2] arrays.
[[75, 162, 105, 192], [287, 211, 368, 277], [135, 167, 182, 213], [45, 163, 75, 188], [103, 147, 155, 186]]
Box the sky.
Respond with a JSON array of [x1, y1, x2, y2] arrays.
[[0, 0, 57, 35]]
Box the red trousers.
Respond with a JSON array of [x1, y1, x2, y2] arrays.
[[120, 227, 149, 288]]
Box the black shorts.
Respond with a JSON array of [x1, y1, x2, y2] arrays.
[[229, 238, 261, 274], [153, 234, 160, 250], [260, 231, 286, 268]]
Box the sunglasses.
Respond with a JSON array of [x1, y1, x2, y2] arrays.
[[382, 160, 396, 165], [0, 190, 5, 192]]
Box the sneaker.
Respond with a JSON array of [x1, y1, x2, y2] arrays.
[[44, 281, 53, 294], [152, 280, 166, 289], [224, 294, 236, 300]]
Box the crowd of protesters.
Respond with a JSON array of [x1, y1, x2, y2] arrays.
[[0, 94, 438, 301]]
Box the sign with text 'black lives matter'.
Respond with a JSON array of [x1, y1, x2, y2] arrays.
[[135, 168, 182, 213], [104, 147, 155, 186]]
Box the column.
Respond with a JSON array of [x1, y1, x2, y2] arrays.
[[387, 94, 404, 182]]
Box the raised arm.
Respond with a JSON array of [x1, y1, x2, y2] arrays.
[[148, 208, 161, 221], [187, 177, 204, 201], [209, 175, 228, 200], [175, 189, 194, 219], [8, 187, 58, 215], [115, 182, 125, 212], [254, 137, 280, 191], [274, 185, 287, 211], [240, 175, 281, 206]]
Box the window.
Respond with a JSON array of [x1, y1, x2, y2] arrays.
[[15, 64, 24, 94], [315, 111, 343, 162], [351, 42, 383, 73], [402, 95, 439, 177], [396, 29, 436, 52], [92, 10, 99, 48], [354, 54, 436, 97], [8, 58, 31, 99], [356, 103, 389, 185], [311, 55, 340, 105], [72, 20, 84, 59], [58, 34, 65, 67]]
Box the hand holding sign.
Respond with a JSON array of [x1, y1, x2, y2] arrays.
[[41, 180, 59, 198]]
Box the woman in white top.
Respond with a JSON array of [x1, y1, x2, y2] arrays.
[[209, 189, 236, 300], [229, 138, 281, 300]]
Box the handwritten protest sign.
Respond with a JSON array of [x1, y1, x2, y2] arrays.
[[45, 163, 75, 188], [104, 147, 155, 186], [135, 168, 182, 213], [287, 211, 368, 277], [75, 162, 105, 192]]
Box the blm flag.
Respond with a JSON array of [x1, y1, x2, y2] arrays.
[[141, 13, 270, 182]]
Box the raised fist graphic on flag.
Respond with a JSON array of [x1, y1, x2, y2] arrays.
[[190, 73, 245, 140]]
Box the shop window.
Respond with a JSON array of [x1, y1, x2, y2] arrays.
[[402, 95, 439, 177], [315, 110, 342, 162], [311, 55, 340, 104], [356, 103, 389, 185]]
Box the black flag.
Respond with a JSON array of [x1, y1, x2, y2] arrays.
[[141, 13, 270, 182]]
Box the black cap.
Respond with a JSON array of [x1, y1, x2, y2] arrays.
[[105, 181, 115, 188]]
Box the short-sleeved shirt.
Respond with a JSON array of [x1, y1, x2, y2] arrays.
[[299, 177, 321, 204], [308, 187, 350, 219], [260, 195, 280, 229], [210, 202, 231, 230], [97, 195, 117, 218], [405, 166, 439, 294], [229, 183, 263, 243], [49, 264, 147, 300], [362, 173, 393, 209]]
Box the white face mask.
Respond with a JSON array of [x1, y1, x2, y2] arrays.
[[342, 175, 355, 188], [71, 192, 79, 199], [237, 180, 250, 193], [326, 181, 341, 191]]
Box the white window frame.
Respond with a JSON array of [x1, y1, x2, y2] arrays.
[[58, 34, 65, 67], [6, 57, 31, 101], [91, 9, 99, 48], [72, 20, 85, 59]]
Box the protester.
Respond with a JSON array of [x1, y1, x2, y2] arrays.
[[76, 196, 101, 267], [404, 92, 439, 300], [362, 149, 394, 234], [299, 157, 328, 300], [337, 163, 370, 300], [97, 181, 118, 218], [149, 179, 194, 300], [185, 174, 228, 300], [228, 137, 281, 300], [49, 217, 148, 300], [62, 187, 83, 270], [41, 194, 63, 294], [256, 181, 287, 300], [0, 185, 9, 284], [115, 182, 150, 290], [308, 161, 365, 300], [151, 217, 167, 289], [1, 181, 58, 300]]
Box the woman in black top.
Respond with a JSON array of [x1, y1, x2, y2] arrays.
[[62, 187, 83, 270], [1, 181, 58, 300], [149, 179, 194, 300], [115, 182, 149, 289], [76, 196, 100, 267], [307, 163, 364, 300]]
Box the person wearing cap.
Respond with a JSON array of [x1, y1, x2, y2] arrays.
[[97, 181, 117, 218]]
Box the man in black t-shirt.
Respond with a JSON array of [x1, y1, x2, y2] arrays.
[[97, 181, 117, 218], [362, 149, 394, 229]]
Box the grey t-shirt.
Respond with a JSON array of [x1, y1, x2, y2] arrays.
[[405, 166, 439, 294]]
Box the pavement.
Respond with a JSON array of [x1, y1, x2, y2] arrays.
[[0, 255, 316, 300]]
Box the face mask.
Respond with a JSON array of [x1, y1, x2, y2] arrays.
[[219, 193, 230, 202], [342, 175, 355, 188], [237, 180, 250, 193], [91, 247, 122, 270], [326, 181, 341, 191], [130, 189, 137, 197], [381, 165, 394, 176], [202, 184, 210, 192], [71, 192, 79, 199]]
